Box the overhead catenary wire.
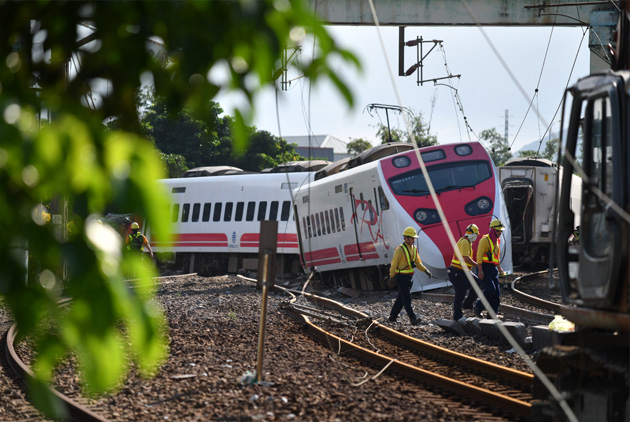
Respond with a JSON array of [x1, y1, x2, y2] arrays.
[[267, 4, 609, 418]]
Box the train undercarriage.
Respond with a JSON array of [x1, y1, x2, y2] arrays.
[[313, 265, 391, 291], [161, 252, 303, 278], [532, 328, 629, 422]]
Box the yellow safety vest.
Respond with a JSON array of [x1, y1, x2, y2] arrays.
[[451, 237, 473, 270], [397, 243, 416, 274], [481, 235, 500, 265]]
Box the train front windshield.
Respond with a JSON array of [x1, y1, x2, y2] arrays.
[[388, 161, 492, 196]]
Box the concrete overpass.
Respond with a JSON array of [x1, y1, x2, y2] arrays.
[[307, 0, 621, 72]]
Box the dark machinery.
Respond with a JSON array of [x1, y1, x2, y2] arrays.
[[533, 3, 630, 421]]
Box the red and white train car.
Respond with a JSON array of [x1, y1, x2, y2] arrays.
[[148, 170, 315, 275], [293, 142, 513, 292]]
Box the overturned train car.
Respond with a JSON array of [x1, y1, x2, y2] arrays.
[[293, 141, 513, 292]]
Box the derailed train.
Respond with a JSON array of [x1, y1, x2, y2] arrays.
[[293, 141, 512, 292], [147, 162, 324, 276], [148, 141, 513, 292]]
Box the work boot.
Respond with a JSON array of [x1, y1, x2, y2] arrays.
[[410, 317, 421, 326]]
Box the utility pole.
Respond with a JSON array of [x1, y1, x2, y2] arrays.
[[504, 109, 509, 141]]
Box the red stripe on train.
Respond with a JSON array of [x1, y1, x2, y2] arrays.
[[343, 242, 380, 261], [303, 247, 341, 266]]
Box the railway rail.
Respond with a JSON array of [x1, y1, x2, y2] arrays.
[[274, 283, 535, 420], [0, 274, 193, 422], [4, 323, 112, 422]]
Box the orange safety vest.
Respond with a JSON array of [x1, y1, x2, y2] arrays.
[[451, 237, 473, 270], [481, 235, 501, 265], [396, 243, 416, 274]]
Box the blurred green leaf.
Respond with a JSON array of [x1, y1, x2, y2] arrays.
[[0, 0, 358, 412]]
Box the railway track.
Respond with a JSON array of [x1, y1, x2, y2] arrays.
[[0, 274, 194, 422], [277, 285, 534, 421], [3, 323, 112, 422], [508, 269, 563, 314], [2, 271, 554, 421]]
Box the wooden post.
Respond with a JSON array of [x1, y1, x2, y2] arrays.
[[255, 221, 278, 383]]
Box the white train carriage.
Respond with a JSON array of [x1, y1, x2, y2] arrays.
[[499, 157, 581, 265], [149, 171, 315, 275], [293, 142, 513, 292]]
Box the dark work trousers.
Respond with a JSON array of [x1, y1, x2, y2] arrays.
[[448, 266, 481, 321], [474, 263, 500, 315], [389, 273, 417, 322]]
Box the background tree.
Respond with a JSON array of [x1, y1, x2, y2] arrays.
[[159, 152, 189, 178], [375, 111, 437, 146], [543, 138, 559, 161], [347, 138, 373, 155], [518, 138, 559, 161], [518, 150, 539, 158], [140, 88, 302, 172], [375, 123, 404, 143], [479, 128, 512, 167], [0, 1, 358, 417], [405, 112, 438, 147]]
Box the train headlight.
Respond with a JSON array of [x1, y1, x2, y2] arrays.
[[465, 196, 493, 216], [392, 156, 411, 168], [414, 208, 440, 225], [454, 145, 473, 156]]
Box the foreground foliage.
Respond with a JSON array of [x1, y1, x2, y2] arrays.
[[0, 1, 357, 417]]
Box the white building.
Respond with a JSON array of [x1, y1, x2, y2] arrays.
[[283, 135, 351, 162]]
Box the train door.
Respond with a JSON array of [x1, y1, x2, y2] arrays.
[[293, 203, 309, 272], [348, 186, 363, 260], [556, 71, 629, 308], [501, 176, 534, 244]]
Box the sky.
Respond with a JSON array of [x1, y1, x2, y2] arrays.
[[215, 24, 592, 154]]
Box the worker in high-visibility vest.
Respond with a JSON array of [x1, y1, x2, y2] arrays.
[[473, 219, 505, 318], [125, 221, 154, 259], [388, 227, 432, 326], [449, 224, 481, 323]]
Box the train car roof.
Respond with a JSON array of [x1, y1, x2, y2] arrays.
[[262, 160, 331, 173], [313, 142, 415, 181], [503, 157, 556, 168], [347, 142, 415, 170], [314, 157, 352, 180], [183, 166, 251, 177]]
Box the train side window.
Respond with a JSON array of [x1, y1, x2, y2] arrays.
[[339, 207, 346, 231], [308, 215, 313, 238], [269, 201, 279, 221], [315, 213, 322, 236], [257, 202, 267, 221], [585, 96, 614, 257], [280, 201, 291, 221], [359, 192, 365, 210], [302, 217, 308, 240], [328, 210, 335, 233], [224, 202, 233, 221], [182, 203, 190, 222], [172, 204, 180, 222], [192, 203, 200, 222], [235, 202, 244, 221], [323, 211, 330, 234], [367, 200, 375, 222], [318, 211, 326, 235], [202, 203, 211, 222], [213, 202, 223, 222], [378, 186, 389, 211], [334, 208, 341, 232], [246, 201, 256, 221]]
